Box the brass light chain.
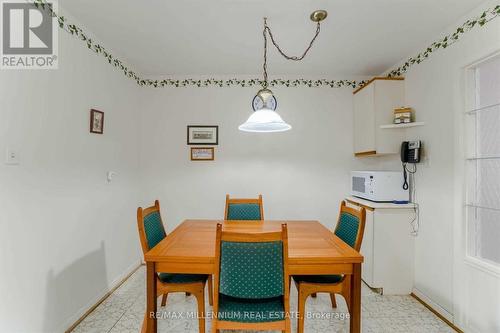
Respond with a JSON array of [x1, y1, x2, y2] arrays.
[[261, 17, 322, 88]]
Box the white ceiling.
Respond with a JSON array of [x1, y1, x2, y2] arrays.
[[60, 0, 486, 77]]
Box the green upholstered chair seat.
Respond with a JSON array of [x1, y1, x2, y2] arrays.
[[227, 203, 261, 220], [218, 294, 284, 323], [293, 274, 343, 284], [158, 273, 208, 284]]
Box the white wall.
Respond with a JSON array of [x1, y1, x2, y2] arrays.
[[139, 86, 363, 232], [0, 12, 142, 333], [386, 1, 500, 331]]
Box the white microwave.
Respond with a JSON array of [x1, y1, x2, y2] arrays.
[[351, 171, 409, 202]]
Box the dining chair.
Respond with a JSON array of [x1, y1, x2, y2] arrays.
[[211, 223, 291, 333], [224, 194, 264, 220], [292, 201, 366, 333], [137, 200, 213, 333]]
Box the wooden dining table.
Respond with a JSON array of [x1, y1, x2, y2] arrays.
[[143, 220, 363, 333]]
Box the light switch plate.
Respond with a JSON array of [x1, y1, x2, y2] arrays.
[[5, 149, 19, 165]]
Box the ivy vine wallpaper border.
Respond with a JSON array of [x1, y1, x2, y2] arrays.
[[33, 0, 500, 88], [388, 4, 500, 77]]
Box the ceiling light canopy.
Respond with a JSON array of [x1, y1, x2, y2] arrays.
[[239, 10, 327, 133]]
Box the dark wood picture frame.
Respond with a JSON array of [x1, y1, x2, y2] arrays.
[[90, 109, 104, 134], [187, 125, 218, 145], [190, 147, 215, 161]]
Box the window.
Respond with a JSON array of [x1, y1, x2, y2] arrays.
[[466, 54, 500, 267]]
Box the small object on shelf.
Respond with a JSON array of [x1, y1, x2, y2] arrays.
[[393, 107, 413, 124]]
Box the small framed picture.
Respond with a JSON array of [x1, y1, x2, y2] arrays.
[[191, 147, 215, 161], [90, 109, 104, 134], [187, 125, 218, 145]]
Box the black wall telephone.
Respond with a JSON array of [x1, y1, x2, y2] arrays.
[[401, 141, 421, 164], [401, 141, 421, 190]]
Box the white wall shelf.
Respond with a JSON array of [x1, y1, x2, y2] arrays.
[[380, 122, 425, 129]]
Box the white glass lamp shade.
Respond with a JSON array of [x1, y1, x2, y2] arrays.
[[238, 108, 292, 133]]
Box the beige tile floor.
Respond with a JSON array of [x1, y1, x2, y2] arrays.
[[72, 266, 455, 333]]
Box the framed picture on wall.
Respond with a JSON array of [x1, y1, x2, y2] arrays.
[[190, 147, 215, 161], [187, 125, 218, 145], [90, 109, 104, 134]]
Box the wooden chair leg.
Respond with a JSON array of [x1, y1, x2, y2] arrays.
[[297, 285, 309, 333], [141, 312, 147, 333], [210, 323, 219, 333], [311, 293, 317, 298], [161, 293, 168, 307], [330, 293, 337, 308], [285, 316, 291, 333], [194, 287, 206, 333], [208, 276, 213, 306]]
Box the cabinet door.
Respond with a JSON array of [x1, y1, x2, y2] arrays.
[[353, 84, 375, 154], [360, 209, 375, 286], [373, 80, 405, 154], [372, 209, 415, 294]]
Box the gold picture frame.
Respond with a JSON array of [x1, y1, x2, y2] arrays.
[[190, 147, 215, 161]]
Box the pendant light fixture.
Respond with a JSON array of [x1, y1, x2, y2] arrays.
[[239, 10, 328, 133]]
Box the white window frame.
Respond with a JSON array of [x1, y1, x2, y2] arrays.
[[463, 51, 500, 277]]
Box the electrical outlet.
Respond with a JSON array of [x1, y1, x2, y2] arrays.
[[5, 149, 19, 165]]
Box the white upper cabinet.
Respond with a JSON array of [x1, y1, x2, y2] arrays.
[[353, 78, 405, 156]]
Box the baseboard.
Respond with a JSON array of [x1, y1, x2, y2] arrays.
[[62, 260, 142, 333], [411, 288, 453, 321], [411, 289, 463, 333]]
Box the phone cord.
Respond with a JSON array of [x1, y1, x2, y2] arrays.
[[402, 163, 409, 190]]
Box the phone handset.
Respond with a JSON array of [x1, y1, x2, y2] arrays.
[[401, 141, 421, 190]]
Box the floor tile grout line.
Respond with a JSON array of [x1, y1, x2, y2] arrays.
[[106, 311, 128, 333], [106, 269, 147, 333]]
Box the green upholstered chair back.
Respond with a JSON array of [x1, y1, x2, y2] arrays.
[[225, 195, 263, 221], [219, 240, 284, 299], [334, 211, 360, 249], [227, 203, 262, 220], [143, 211, 166, 250]]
